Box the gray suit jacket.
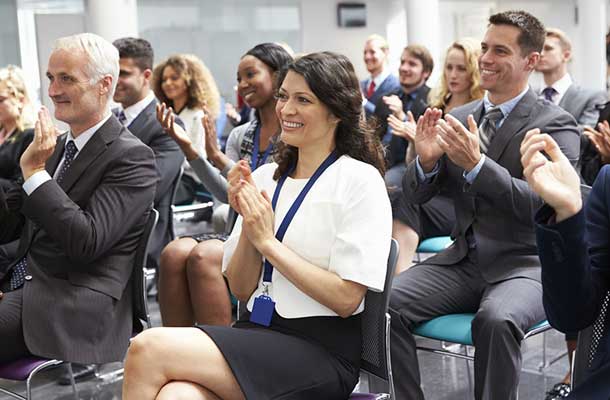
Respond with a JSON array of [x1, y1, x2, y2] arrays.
[[0, 116, 156, 363], [403, 88, 580, 283], [558, 84, 607, 126]]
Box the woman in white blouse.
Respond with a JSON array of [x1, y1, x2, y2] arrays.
[[152, 54, 221, 202], [123, 52, 392, 400]]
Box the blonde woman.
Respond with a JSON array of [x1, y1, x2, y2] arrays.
[[0, 65, 36, 190], [389, 38, 484, 274], [152, 54, 221, 202]]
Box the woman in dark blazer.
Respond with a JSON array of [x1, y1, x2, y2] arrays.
[[0, 66, 35, 190]]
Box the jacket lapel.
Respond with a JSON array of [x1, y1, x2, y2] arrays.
[[126, 99, 156, 137], [558, 84, 577, 110], [46, 134, 67, 176], [486, 89, 536, 161], [58, 116, 122, 193]]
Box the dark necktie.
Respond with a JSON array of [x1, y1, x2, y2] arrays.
[[117, 110, 127, 125], [542, 87, 557, 102], [479, 107, 503, 153], [9, 140, 78, 290]]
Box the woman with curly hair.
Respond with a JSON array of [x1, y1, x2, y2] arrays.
[[156, 43, 292, 327], [389, 38, 484, 274], [123, 52, 391, 400], [0, 65, 36, 191], [152, 54, 221, 202]]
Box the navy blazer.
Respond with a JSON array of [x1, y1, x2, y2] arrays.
[[535, 166, 610, 398], [361, 73, 401, 116]]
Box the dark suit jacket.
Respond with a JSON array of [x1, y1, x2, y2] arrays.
[[361, 73, 401, 116], [374, 84, 430, 168], [0, 128, 34, 190], [116, 99, 184, 269], [535, 166, 610, 398], [0, 115, 156, 363], [403, 88, 580, 282]]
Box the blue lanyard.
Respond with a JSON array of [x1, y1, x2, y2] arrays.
[[262, 150, 339, 283], [250, 124, 274, 171]]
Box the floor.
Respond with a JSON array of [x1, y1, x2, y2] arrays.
[[0, 217, 570, 399]]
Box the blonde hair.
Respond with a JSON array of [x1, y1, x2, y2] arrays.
[[0, 65, 36, 132], [428, 38, 484, 110], [152, 54, 220, 119], [366, 34, 389, 51], [546, 28, 572, 53]]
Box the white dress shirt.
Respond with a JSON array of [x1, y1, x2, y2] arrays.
[[117, 91, 156, 127], [23, 113, 112, 195], [541, 73, 573, 105]]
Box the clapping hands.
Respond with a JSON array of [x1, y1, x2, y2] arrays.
[[227, 160, 275, 249], [520, 129, 582, 222], [156, 103, 199, 161]]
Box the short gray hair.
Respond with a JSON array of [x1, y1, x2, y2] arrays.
[[53, 33, 119, 100]]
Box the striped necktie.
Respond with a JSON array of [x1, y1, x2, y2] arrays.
[[479, 107, 503, 153]]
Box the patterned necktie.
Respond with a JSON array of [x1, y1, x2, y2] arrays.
[[542, 87, 557, 102], [117, 110, 127, 125], [588, 292, 610, 367], [366, 80, 376, 99], [479, 107, 504, 154], [9, 140, 78, 290]]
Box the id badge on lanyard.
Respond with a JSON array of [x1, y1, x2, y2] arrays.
[[249, 150, 339, 327]]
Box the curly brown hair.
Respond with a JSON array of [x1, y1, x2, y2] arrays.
[[273, 52, 386, 180], [152, 54, 220, 118]]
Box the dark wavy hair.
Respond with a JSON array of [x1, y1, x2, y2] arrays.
[[273, 52, 386, 179]]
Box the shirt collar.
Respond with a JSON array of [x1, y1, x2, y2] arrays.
[[66, 112, 112, 153], [370, 68, 391, 88], [550, 73, 572, 102], [483, 86, 529, 120], [119, 91, 156, 126]]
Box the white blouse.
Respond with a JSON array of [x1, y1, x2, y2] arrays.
[[178, 107, 206, 158], [222, 155, 392, 318]]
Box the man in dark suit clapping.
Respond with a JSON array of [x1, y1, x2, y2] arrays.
[[0, 33, 156, 366], [112, 37, 184, 274]]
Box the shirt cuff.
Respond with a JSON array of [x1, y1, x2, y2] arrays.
[[415, 156, 440, 183], [463, 155, 486, 184], [23, 171, 52, 195]]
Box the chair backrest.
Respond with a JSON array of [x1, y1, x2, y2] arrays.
[[360, 239, 399, 381], [168, 167, 183, 241], [133, 209, 159, 330]]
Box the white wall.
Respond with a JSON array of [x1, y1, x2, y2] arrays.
[[300, 0, 403, 81]]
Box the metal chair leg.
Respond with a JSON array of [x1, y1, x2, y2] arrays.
[[66, 363, 79, 399]]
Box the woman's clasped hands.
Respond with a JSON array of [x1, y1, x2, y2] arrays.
[[228, 160, 275, 250]]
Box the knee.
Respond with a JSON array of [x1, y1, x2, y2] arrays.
[[160, 239, 195, 275], [471, 310, 519, 341], [156, 381, 207, 400], [186, 242, 223, 280], [127, 328, 167, 362]]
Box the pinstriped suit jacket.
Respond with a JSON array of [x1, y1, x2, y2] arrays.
[[0, 115, 156, 363]]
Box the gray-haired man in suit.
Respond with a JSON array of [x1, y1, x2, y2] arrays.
[[0, 33, 156, 365], [386, 11, 580, 400]]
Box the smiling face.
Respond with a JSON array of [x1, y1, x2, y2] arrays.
[[114, 57, 151, 107], [47, 49, 109, 133], [399, 50, 429, 93], [479, 24, 538, 103], [275, 70, 338, 152], [444, 47, 471, 96], [363, 39, 388, 77], [160, 65, 188, 104], [236, 55, 275, 109]]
